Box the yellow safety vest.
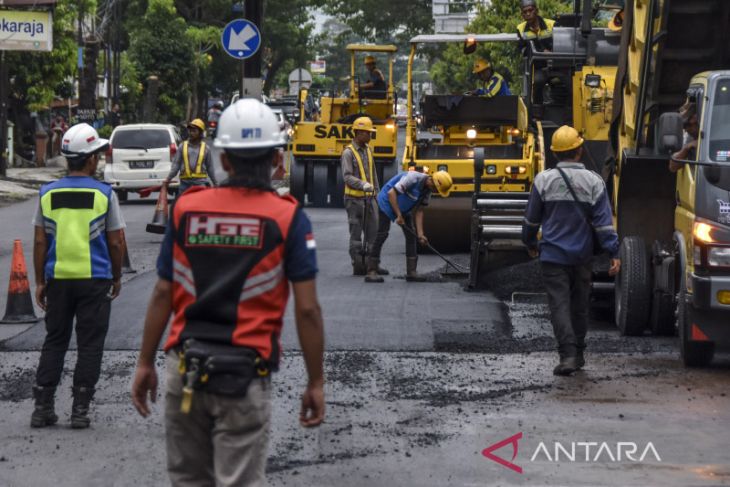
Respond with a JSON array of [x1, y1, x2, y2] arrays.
[[343, 144, 375, 198], [517, 18, 555, 41], [182, 141, 207, 179], [39, 178, 112, 279]]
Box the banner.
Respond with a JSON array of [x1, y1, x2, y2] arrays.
[[0, 10, 53, 52], [310, 60, 326, 75]]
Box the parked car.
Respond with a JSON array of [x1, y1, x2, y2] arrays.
[[270, 108, 293, 141], [103, 124, 181, 201]]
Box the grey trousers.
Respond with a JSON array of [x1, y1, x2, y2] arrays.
[[540, 261, 592, 359], [344, 197, 379, 262], [165, 352, 271, 487]]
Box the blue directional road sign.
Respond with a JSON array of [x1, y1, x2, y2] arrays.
[[221, 19, 261, 60]]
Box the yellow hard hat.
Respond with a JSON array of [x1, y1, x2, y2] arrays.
[[364, 55, 376, 65], [472, 58, 491, 74], [431, 170, 453, 197], [550, 125, 584, 152], [188, 118, 206, 131], [352, 116, 377, 133], [608, 10, 624, 32]]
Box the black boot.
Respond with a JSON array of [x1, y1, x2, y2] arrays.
[[553, 356, 578, 376], [405, 257, 427, 282], [71, 386, 94, 429], [352, 256, 366, 276], [30, 385, 58, 428], [576, 350, 585, 370], [364, 258, 384, 283], [376, 265, 389, 276]]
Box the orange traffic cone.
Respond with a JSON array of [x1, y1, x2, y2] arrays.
[[121, 229, 136, 274], [146, 183, 169, 234], [1, 240, 39, 324]]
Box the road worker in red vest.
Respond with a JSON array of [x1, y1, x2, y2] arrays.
[[132, 99, 325, 485], [165, 118, 217, 194], [341, 116, 389, 280]]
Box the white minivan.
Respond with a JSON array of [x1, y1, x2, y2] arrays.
[[103, 124, 181, 201]]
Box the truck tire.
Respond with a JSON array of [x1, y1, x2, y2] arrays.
[[678, 286, 714, 367], [615, 236, 651, 336], [310, 163, 329, 207], [290, 157, 306, 205], [114, 189, 128, 202]]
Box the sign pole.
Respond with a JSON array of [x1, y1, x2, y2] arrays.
[[0, 51, 7, 178], [241, 61, 245, 97]]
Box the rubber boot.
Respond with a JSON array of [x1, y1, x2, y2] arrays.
[[352, 255, 366, 276], [30, 385, 58, 428], [553, 356, 578, 376], [70, 386, 94, 429], [364, 258, 384, 283], [405, 257, 427, 282], [376, 264, 389, 276]]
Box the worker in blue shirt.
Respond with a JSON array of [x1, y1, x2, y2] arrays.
[[522, 125, 620, 376], [471, 58, 512, 97]]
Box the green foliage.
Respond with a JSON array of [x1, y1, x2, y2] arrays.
[[430, 0, 572, 94], [97, 125, 113, 138], [6, 1, 84, 111], [128, 0, 194, 122], [322, 0, 433, 46]]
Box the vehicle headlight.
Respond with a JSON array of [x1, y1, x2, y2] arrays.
[[466, 129, 477, 139], [437, 164, 448, 172], [486, 164, 497, 175], [708, 246, 730, 267]]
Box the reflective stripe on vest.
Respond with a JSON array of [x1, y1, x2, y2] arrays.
[[182, 141, 207, 179], [343, 144, 375, 197], [39, 181, 112, 279]]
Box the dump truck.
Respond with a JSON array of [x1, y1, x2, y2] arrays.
[[608, 0, 730, 366], [289, 44, 399, 207]]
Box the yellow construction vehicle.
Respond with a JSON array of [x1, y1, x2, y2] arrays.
[[405, 33, 539, 271], [289, 44, 399, 207], [608, 0, 730, 366], [406, 3, 621, 286]]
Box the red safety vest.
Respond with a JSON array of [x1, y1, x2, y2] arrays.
[[164, 186, 299, 367]]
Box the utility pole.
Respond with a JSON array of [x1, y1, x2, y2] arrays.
[[242, 0, 263, 99], [0, 52, 8, 177]]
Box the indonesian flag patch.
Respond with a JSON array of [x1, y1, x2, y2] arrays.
[[306, 233, 316, 250]]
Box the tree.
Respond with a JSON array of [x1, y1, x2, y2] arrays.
[[430, 0, 572, 94], [261, 0, 321, 95], [128, 0, 194, 123], [322, 0, 433, 46]]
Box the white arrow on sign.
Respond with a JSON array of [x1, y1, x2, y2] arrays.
[[228, 24, 258, 52]]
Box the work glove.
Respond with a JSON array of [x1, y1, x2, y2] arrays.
[[362, 182, 374, 193]]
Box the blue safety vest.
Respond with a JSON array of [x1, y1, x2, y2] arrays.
[[377, 172, 428, 221], [39, 176, 114, 280]]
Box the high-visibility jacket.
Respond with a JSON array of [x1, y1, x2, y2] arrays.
[[475, 73, 512, 98], [517, 17, 555, 52], [343, 144, 375, 198], [181, 141, 207, 179], [163, 186, 300, 367], [39, 176, 114, 279]]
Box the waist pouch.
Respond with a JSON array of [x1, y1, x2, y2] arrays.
[[180, 338, 269, 398]]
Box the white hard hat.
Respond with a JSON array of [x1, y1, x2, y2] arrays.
[[213, 98, 287, 151], [61, 123, 109, 158]]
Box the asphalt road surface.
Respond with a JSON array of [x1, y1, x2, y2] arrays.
[[1, 148, 729, 486]]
